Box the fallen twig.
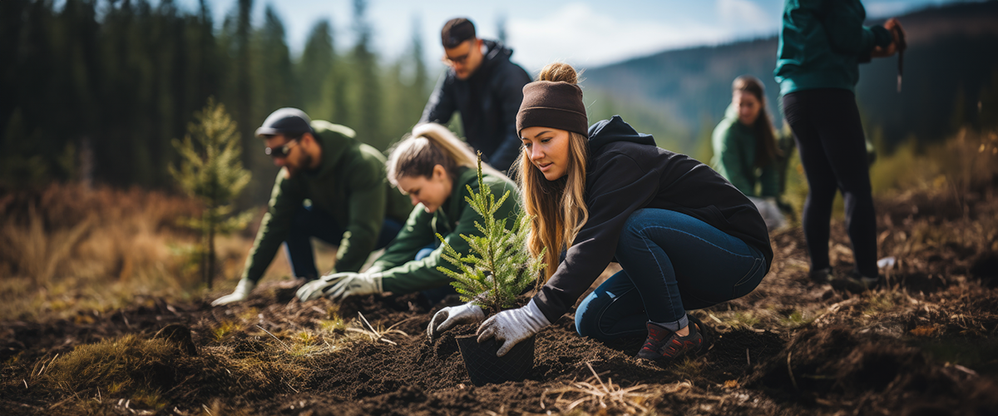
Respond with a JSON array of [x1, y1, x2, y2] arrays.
[[256, 325, 291, 351]]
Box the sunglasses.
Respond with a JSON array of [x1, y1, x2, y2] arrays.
[[265, 139, 298, 158], [442, 51, 471, 66]]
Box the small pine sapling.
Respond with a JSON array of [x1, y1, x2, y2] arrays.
[[436, 157, 546, 316], [170, 98, 254, 288]]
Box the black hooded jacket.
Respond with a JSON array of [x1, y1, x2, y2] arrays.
[[533, 116, 774, 323], [420, 40, 531, 171]]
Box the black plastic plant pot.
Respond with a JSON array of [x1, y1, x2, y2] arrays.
[[455, 334, 534, 387]]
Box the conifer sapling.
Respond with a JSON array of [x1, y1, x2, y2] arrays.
[[436, 157, 546, 316], [170, 98, 254, 288]]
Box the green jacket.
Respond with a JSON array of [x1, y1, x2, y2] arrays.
[[375, 166, 520, 294], [241, 121, 412, 283], [711, 104, 779, 198], [774, 0, 893, 95]]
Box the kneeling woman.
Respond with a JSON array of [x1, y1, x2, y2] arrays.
[[297, 123, 519, 302], [711, 75, 786, 231], [431, 63, 773, 362]]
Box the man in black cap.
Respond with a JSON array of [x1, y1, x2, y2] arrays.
[[212, 108, 412, 306], [420, 17, 531, 171]]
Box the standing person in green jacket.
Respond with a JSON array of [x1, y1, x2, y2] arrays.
[[711, 75, 786, 231], [775, 0, 905, 292], [212, 108, 412, 306], [295, 123, 520, 304]]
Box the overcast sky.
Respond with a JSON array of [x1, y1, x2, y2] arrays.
[[175, 0, 969, 72]]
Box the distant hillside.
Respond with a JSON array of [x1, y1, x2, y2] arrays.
[[582, 2, 998, 156]]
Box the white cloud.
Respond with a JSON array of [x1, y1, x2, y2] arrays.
[[506, 3, 732, 71], [717, 0, 775, 34]]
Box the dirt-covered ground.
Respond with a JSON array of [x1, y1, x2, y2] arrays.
[[2, 182, 997, 415]]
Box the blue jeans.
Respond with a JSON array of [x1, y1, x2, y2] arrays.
[[284, 205, 403, 280], [413, 243, 457, 304], [575, 209, 767, 340]]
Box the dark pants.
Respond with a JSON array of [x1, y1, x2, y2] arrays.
[[414, 244, 457, 304], [575, 209, 768, 340], [783, 89, 878, 278], [284, 205, 403, 280]]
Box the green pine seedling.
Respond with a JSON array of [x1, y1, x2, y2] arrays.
[[169, 98, 254, 289], [436, 157, 546, 316]]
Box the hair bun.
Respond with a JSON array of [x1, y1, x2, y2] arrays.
[[538, 62, 578, 84]]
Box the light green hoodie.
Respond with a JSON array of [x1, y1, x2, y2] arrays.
[[711, 104, 779, 198]]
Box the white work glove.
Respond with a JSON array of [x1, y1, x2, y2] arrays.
[[296, 273, 348, 301], [326, 272, 383, 300], [211, 278, 256, 306], [426, 302, 485, 341], [295, 272, 383, 301], [476, 299, 551, 357]]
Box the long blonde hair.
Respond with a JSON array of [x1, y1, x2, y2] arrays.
[[387, 123, 503, 185], [513, 63, 590, 280]]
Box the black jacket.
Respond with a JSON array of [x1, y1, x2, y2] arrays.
[[420, 40, 531, 171], [533, 116, 774, 323]]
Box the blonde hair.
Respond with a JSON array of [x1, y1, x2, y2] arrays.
[[387, 123, 504, 186], [514, 62, 590, 280]]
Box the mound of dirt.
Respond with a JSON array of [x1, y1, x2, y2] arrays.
[[748, 325, 998, 415]]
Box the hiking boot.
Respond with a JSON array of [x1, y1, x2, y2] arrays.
[[635, 319, 705, 362], [830, 272, 880, 293], [808, 267, 832, 284]]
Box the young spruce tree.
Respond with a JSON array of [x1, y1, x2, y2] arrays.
[[170, 98, 254, 288], [436, 158, 546, 316]]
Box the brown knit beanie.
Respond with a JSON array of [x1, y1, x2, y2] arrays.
[[516, 81, 588, 138]]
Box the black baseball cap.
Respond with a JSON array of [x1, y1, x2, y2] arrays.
[[255, 108, 313, 136], [441, 18, 476, 49]]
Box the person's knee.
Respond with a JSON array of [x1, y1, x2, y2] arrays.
[[575, 290, 610, 338], [621, 209, 652, 236]]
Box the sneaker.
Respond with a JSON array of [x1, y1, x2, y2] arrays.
[[636, 319, 705, 362], [808, 267, 832, 283], [830, 272, 880, 293]]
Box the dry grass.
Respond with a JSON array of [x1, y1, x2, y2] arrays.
[[0, 184, 208, 320], [541, 362, 658, 414], [41, 334, 178, 411], [345, 312, 412, 345], [0, 183, 304, 320], [871, 129, 998, 199]]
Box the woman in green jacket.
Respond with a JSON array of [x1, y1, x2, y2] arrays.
[[296, 123, 520, 303], [711, 75, 786, 231], [776, 0, 905, 291]]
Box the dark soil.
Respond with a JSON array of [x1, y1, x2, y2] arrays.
[[2, 187, 997, 415]]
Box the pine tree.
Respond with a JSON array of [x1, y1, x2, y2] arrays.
[[436, 158, 546, 316], [170, 98, 254, 288]]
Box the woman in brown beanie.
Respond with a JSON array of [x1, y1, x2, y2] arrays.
[[448, 62, 774, 363]]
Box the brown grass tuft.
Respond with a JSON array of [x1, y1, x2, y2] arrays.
[[43, 334, 179, 410]]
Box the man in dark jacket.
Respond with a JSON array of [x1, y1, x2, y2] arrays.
[[419, 17, 531, 171], [212, 108, 412, 306]]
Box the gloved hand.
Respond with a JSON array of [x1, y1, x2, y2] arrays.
[[296, 272, 351, 301], [476, 299, 551, 357], [211, 278, 256, 306], [426, 302, 485, 341], [326, 272, 383, 300], [296, 272, 384, 301]]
